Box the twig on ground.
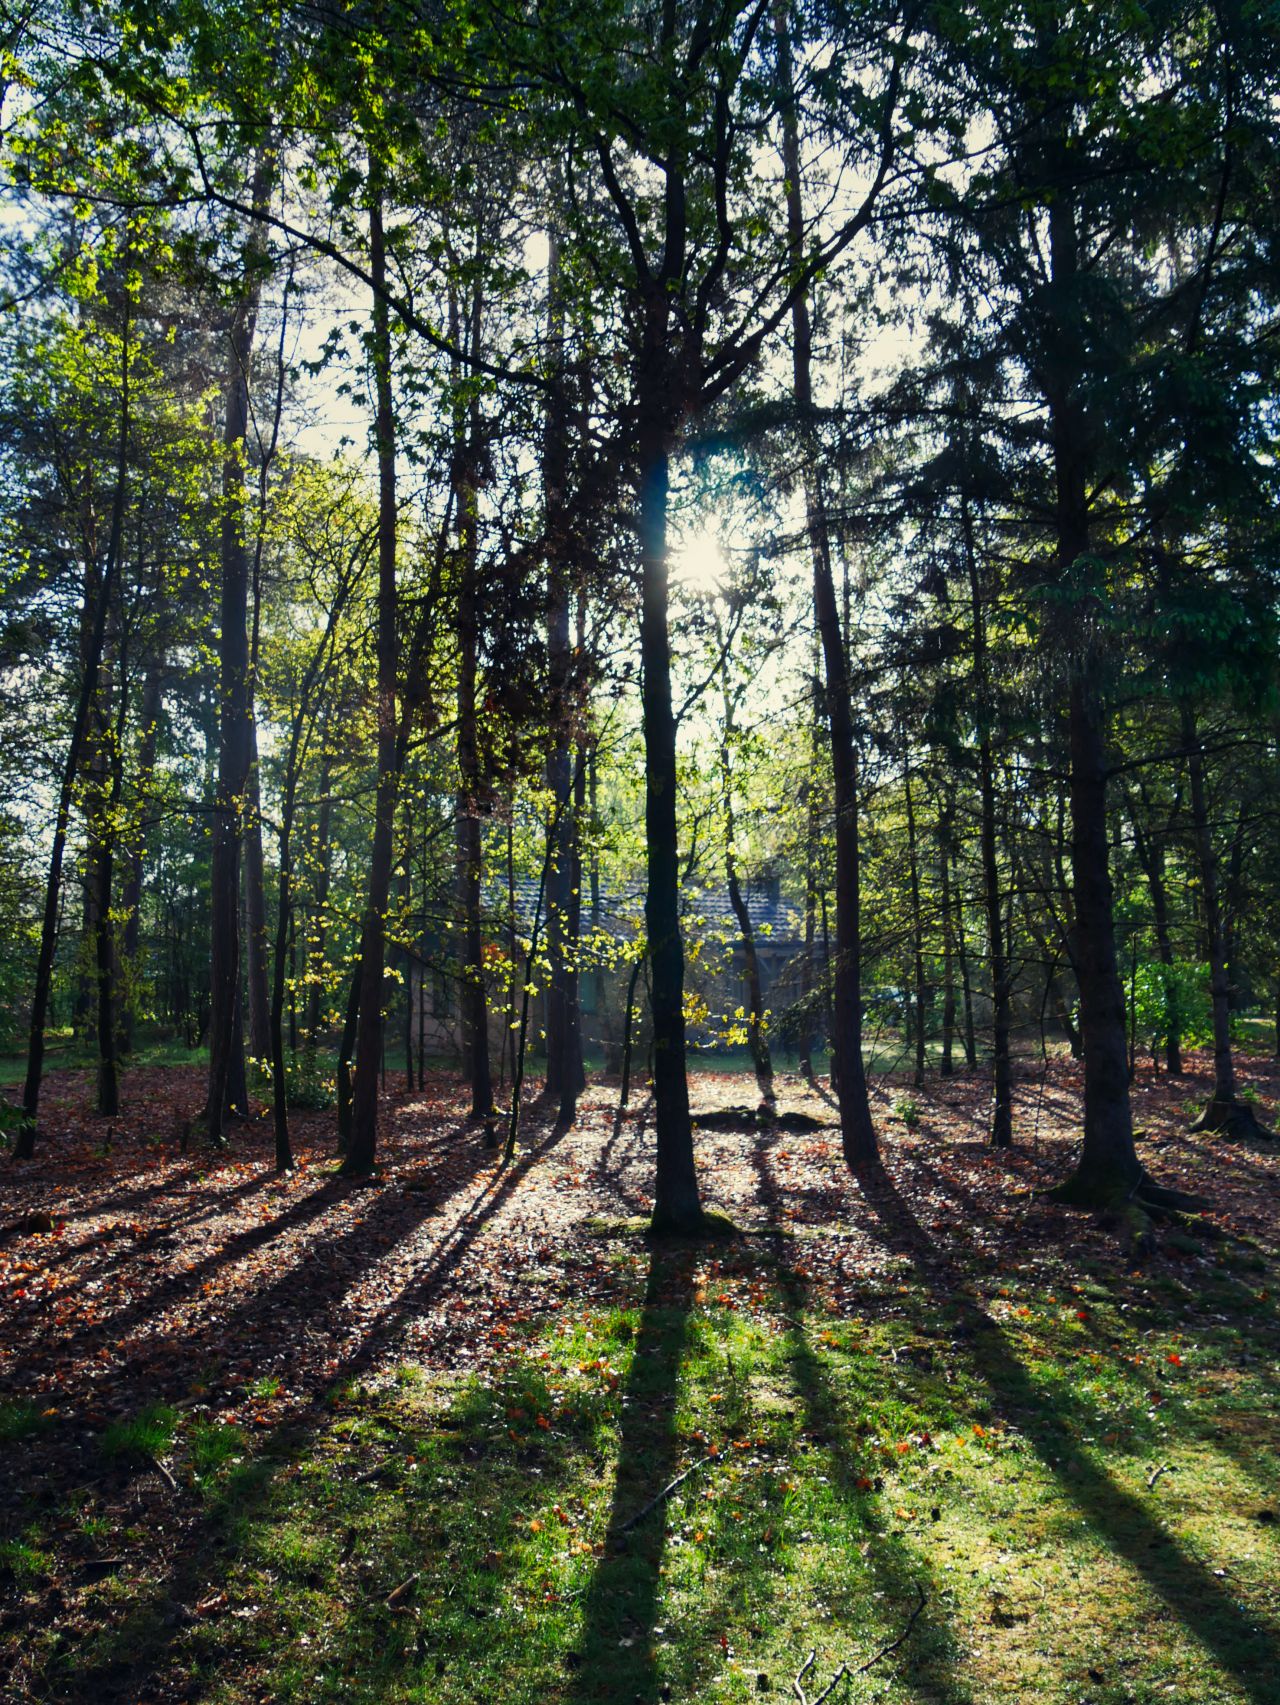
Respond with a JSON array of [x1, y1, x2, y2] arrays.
[[853, 1582, 927, 1673], [617, 1454, 712, 1537], [149, 1455, 178, 1493], [793, 1647, 852, 1705], [793, 1650, 817, 1704], [790, 1584, 932, 1702], [1147, 1462, 1174, 1490]]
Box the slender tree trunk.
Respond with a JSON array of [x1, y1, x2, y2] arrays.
[[342, 153, 399, 1176], [960, 495, 1013, 1141], [452, 283, 493, 1119], [204, 153, 271, 1142], [543, 227, 585, 1118], [269, 824, 295, 1172], [1182, 705, 1265, 1136], [903, 750, 927, 1088], [1127, 790, 1183, 1074], [776, 6, 876, 1169], [619, 953, 644, 1111], [119, 662, 163, 1055], [938, 805, 957, 1079], [18, 293, 132, 1156], [719, 664, 774, 1112], [956, 916, 978, 1072], [562, 674, 588, 1116], [93, 676, 128, 1117], [1043, 181, 1142, 1203], [244, 724, 272, 1062], [636, 374, 702, 1233], [402, 799, 414, 1092], [305, 770, 332, 1046], [336, 958, 360, 1154]]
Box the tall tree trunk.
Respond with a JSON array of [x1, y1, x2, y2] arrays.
[[244, 724, 272, 1062], [336, 957, 360, 1154], [451, 280, 493, 1120], [903, 749, 927, 1088], [93, 676, 128, 1117], [776, 6, 876, 1170], [543, 227, 585, 1119], [937, 803, 957, 1079], [304, 763, 333, 1047], [564, 657, 588, 1109], [204, 153, 271, 1142], [119, 662, 163, 1056], [719, 662, 774, 1112], [636, 374, 702, 1233], [955, 912, 978, 1072], [796, 673, 821, 1081], [342, 152, 399, 1176], [18, 291, 132, 1156], [963, 499, 1013, 1143], [1043, 178, 1142, 1204], [1182, 705, 1266, 1136], [402, 799, 414, 1093], [1127, 787, 1183, 1075], [1056, 664, 1143, 1199]]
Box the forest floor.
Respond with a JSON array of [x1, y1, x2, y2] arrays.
[[1, 1052, 1278, 1705]]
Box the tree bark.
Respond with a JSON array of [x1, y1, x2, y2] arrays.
[[543, 226, 586, 1119], [962, 499, 1012, 1144], [1126, 785, 1183, 1074], [1182, 704, 1267, 1136], [119, 663, 163, 1056], [637, 380, 703, 1233], [204, 152, 271, 1143], [18, 289, 132, 1155], [1042, 171, 1142, 1204], [451, 277, 493, 1120], [93, 682, 127, 1117], [776, 5, 876, 1170], [244, 723, 272, 1062], [903, 747, 928, 1088], [342, 151, 399, 1176], [937, 803, 957, 1080], [719, 659, 774, 1112]]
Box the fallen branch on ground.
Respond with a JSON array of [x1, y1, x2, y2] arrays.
[[792, 1584, 927, 1704], [617, 1455, 713, 1539]]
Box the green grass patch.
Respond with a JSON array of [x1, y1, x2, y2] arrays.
[[100, 1402, 179, 1465], [0, 1397, 49, 1444]]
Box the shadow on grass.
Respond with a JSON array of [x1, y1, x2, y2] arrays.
[[750, 1126, 957, 1701], [15, 1110, 577, 1703], [568, 1242, 694, 1705], [859, 1159, 1280, 1705]]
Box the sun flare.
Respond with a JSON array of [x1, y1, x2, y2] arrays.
[[671, 526, 728, 592]]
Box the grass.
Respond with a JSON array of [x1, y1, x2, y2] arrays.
[[25, 1223, 1278, 1705], [0, 1398, 49, 1444], [100, 1404, 179, 1465]]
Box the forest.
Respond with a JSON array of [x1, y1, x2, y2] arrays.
[[1, 0, 1278, 1701]]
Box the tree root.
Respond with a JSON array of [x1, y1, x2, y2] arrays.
[[1190, 1098, 1276, 1142], [1047, 1166, 1209, 1216]]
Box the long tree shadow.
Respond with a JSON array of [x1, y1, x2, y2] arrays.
[[749, 1125, 957, 1700], [858, 1160, 1280, 1705], [42, 1108, 578, 1703], [568, 1242, 694, 1705]]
